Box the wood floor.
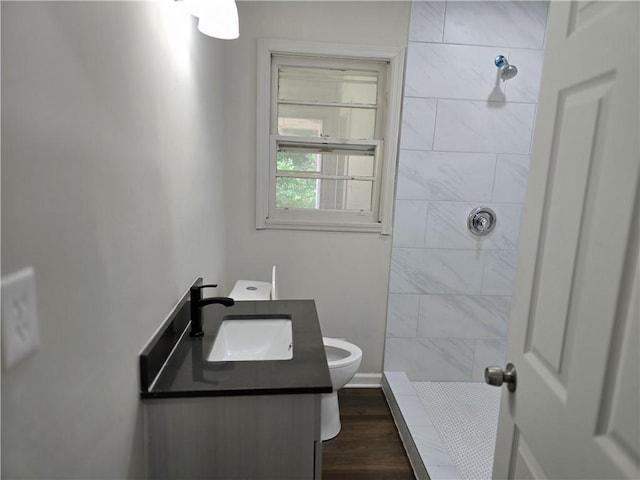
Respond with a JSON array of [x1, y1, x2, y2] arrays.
[[321, 388, 416, 480]]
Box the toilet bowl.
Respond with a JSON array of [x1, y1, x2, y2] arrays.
[[321, 337, 362, 441]]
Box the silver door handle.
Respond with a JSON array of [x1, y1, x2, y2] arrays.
[[485, 362, 517, 392]]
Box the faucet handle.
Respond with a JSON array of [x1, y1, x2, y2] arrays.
[[191, 284, 218, 291], [190, 284, 218, 305]]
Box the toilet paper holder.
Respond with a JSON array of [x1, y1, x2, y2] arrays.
[[468, 207, 497, 236]]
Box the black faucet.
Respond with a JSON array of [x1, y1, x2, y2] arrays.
[[189, 284, 235, 337]]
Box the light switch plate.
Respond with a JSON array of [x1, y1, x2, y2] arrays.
[[2, 267, 40, 369]]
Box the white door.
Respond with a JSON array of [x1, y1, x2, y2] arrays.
[[491, 1, 639, 479]]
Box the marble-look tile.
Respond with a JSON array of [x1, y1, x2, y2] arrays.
[[412, 426, 457, 467], [384, 337, 474, 381], [504, 48, 545, 103], [395, 394, 433, 428], [396, 150, 496, 201], [463, 338, 478, 358], [425, 202, 523, 251], [393, 200, 428, 247], [443, 1, 549, 49], [405, 43, 506, 100], [424, 201, 476, 249], [389, 248, 485, 294], [386, 294, 420, 338], [493, 154, 530, 203], [409, 1, 446, 43], [482, 203, 525, 254], [400, 97, 437, 150], [433, 99, 536, 154], [482, 250, 518, 295], [472, 339, 508, 381], [418, 294, 511, 339], [426, 465, 463, 480], [384, 370, 416, 396]]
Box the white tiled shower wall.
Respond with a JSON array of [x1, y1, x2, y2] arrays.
[[385, 1, 549, 382]]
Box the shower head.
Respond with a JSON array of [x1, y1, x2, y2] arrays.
[[494, 55, 518, 81], [501, 64, 518, 80]]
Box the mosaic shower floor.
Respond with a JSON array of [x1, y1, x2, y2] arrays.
[[413, 382, 501, 480]]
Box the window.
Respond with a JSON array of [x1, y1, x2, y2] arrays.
[[256, 40, 405, 233]]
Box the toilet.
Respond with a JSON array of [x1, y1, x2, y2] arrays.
[[228, 266, 278, 301], [228, 268, 362, 441], [321, 337, 362, 441]]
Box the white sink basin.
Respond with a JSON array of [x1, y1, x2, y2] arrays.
[[207, 317, 293, 361]]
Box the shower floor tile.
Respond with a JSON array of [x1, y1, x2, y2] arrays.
[[413, 382, 501, 480]]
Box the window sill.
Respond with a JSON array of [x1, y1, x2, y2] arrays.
[[259, 218, 387, 234]]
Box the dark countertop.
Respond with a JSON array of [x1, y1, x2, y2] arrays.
[[140, 298, 333, 399]]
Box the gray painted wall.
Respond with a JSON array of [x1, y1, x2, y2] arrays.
[[224, 2, 411, 374], [385, 1, 549, 381], [1, 2, 229, 477], [1, 2, 411, 477]]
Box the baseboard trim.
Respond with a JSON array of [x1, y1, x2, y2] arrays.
[[344, 373, 382, 388]]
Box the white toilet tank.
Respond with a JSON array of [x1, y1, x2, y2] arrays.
[[228, 280, 272, 301], [228, 266, 278, 301]]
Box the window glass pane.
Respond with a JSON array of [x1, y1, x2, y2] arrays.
[[277, 146, 375, 177], [328, 154, 375, 177], [276, 177, 373, 211], [276, 177, 319, 209], [277, 116, 323, 137], [315, 179, 374, 211], [278, 104, 375, 139], [278, 66, 378, 105], [341, 180, 374, 211], [276, 151, 321, 173]]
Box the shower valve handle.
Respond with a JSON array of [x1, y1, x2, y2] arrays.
[[485, 363, 517, 392]]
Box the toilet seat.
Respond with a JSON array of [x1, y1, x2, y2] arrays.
[[323, 337, 362, 369]]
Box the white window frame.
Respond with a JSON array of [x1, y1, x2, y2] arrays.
[[256, 39, 405, 234]]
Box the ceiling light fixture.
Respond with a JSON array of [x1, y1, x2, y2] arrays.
[[181, 0, 239, 40]]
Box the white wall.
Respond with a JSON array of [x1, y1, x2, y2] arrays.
[[225, 1, 411, 374], [385, 0, 548, 381], [1, 2, 229, 478]]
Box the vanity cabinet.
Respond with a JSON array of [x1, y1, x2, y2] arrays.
[[144, 394, 322, 479], [139, 284, 331, 480]]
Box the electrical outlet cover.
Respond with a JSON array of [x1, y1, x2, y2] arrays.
[[2, 267, 40, 369]]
